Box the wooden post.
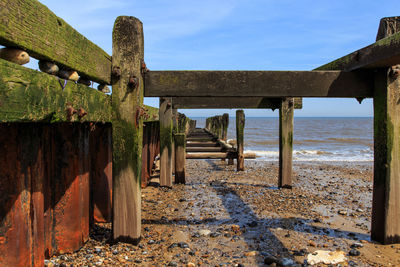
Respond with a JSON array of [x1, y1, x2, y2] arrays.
[[236, 110, 245, 171], [174, 133, 186, 184], [159, 97, 173, 187], [371, 17, 400, 244], [172, 108, 177, 175], [112, 16, 144, 243], [279, 98, 294, 188], [221, 113, 229, 162]]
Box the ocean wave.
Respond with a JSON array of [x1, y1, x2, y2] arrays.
[[245, 149, 373, 162]]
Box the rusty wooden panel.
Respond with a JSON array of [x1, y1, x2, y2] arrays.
[[51, 124, 90, 254], [90, 124, 112, 223], [0, 124, 45, 267]]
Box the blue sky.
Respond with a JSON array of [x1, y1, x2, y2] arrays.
[[39, 0, 399, 117]]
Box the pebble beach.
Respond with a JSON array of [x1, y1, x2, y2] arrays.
[[45, 159, 400, 266]]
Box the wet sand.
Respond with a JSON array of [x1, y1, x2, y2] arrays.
[[47, 160, 400, 266]]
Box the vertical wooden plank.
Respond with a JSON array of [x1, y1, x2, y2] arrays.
[[112, 16, 144, 243], [236, 110, 245, 171], [90, 124, 113, 223], [279, 98, 294, 188], [371, 68, 400, 244], [159, 97, 173, 187], [174, 133, 186, 184]]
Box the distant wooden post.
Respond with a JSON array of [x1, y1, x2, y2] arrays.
[[112, 16, 143, 243], [159, 97, 173, 187], [172, 108, 178, 175], [371, 17, 400, 244], [221, 113, 229, 162], [236, 110, 245, 171], [174, 133, 186, 184], [279, 98, 294, 188]]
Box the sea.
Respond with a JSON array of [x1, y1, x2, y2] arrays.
[[193, 117, 373, 162]]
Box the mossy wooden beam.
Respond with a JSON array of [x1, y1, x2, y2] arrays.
[[159, 97, 173, 187], [0, 58, 111, 123], [0, 0, 111, 84], [236, 110, 245, 171], [279, 98, 294, 188], [171, 97, 302, 109], [316, 32, 400, 71], [145, 70, 373, 97], [112, 16, 144, 244]]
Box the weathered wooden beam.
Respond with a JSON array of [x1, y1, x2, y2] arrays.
[[0, 58, 111, 123], [279, 98, 294, 188], [0, 0, 111, 84], [159, 97, 173, 187], [236, 110, 245, 171], [174, 133, 186, 184], [112, 16, 144, 243], [316, 31, 400, 71], [145, 70, 373, 97], [171, 97, 302, 109]]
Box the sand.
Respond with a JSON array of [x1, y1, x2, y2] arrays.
[[46, 159, 400, 266]]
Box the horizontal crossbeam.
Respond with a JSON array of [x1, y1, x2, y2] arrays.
[[171, 97, 302, 109], [144, 70, 373, 98]]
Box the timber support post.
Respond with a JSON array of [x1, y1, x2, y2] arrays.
[[236, 110, 245, 171], [221, 113, 229, 162], [174, 133, 186, 184], [279, 97, 294, 188], [371, 16, 400, 244], [172, 108, 178, 175], [159, 97, 173, 187], [112, 16, 144, 243]]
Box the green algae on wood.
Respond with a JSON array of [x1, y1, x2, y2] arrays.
[[0, 0, 111, 84], [279, 98, 294, 188], [0, 58, 111, 123], [111, 16, 144, 243]]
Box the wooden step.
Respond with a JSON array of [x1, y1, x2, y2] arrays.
[[186, 142, 219, 147], [186, 152, 257, 159], [186, 147, 224, 152]]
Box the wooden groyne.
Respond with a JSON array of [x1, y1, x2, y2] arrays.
[[1, 1, 400, 265]]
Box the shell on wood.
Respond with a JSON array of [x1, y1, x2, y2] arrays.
[[58, 70, 79, 81], [38, 60, 59, 75], [0, 48, 30, 65], [97, 84, 111, 93]]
